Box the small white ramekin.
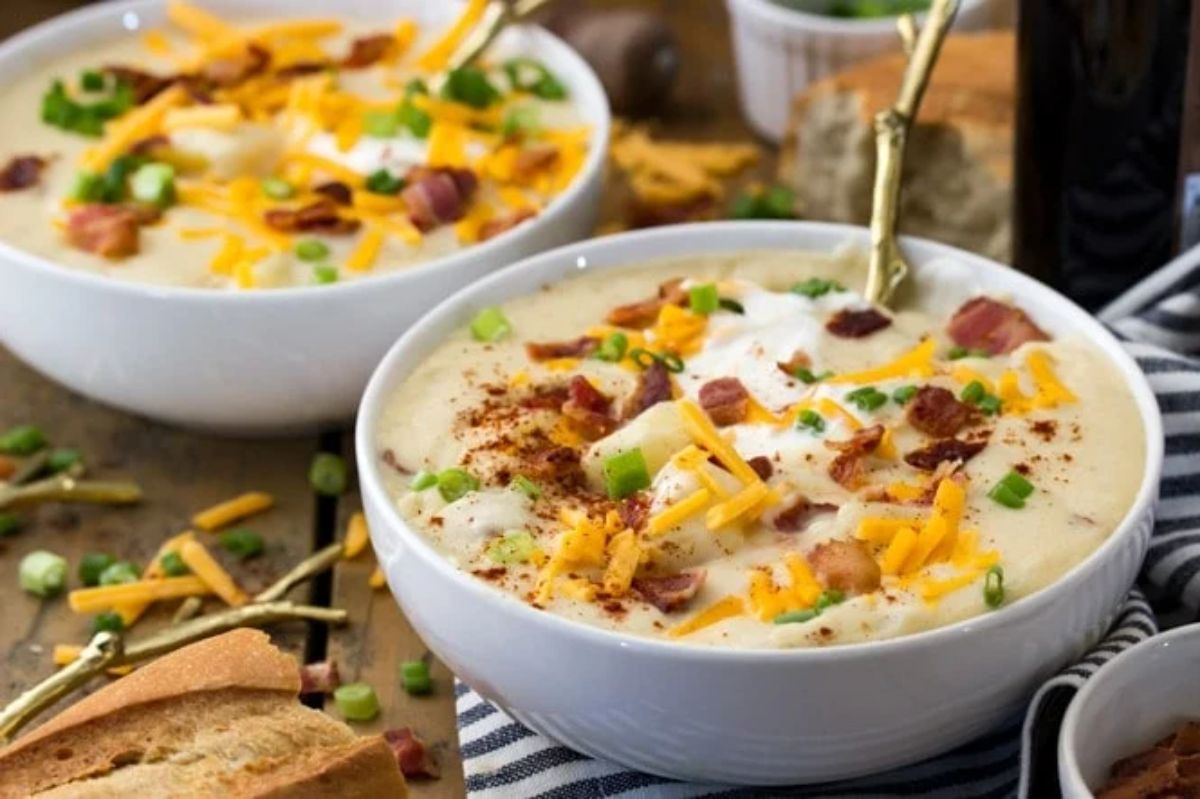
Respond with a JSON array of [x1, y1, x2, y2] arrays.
[[0, 0, 610, 435], [358, 221, 1163, 784], [725, 0, 1003, 141], [1059, 624, 1200, 798]]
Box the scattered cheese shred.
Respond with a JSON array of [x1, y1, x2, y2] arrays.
[[208, 233, 245, 276], [668, 595, 744, 638], [678, 400, 760, 485], [344, 512, 370, 559], [192, 491, 274, 531], [113, 529, 198, 625], [369, 567, 386, 589], [880, 526, 918, 576], [706, 481, 770, 530], [164, 103, 242, 132], [951, 365, 995, 394], [1026, 350, 1077, 407], [81, 84, 189, 171], [648, 488, 711, 536], [650, 304, 707, 356], [602, 529, 641, 595], [919, 570, 982, 601], [69, 576, 212, 614], [427, 122, 469, 168], [347, 225, 385, 272], [454, 201, 495, 244], [827, 338, 936, 385], [415, 0, 489, 72], [142, 30, 174, 57], [856, 516, 917, 546], [902, 479, 966, 574], [286, 152, 364, 187], [180, 540, 249, 607]]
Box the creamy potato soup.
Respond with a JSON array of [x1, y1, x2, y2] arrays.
[[0, 1, 587, 289], [376, 250, 1144, 648]]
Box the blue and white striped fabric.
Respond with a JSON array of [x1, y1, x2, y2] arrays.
[[456, 247, 1200, 798]]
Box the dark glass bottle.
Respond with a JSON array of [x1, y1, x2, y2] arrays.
[[1014, 0, 1196, 310]]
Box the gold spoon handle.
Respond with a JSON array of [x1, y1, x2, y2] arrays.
[[0, 633, 122, 741], [448, 0, 558, 72], [863, 0, 960, 307]]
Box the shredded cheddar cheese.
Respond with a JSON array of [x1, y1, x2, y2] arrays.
[[69, 576, 212, 613], [669, 595, 744, 638], [180, 540, 249, 607], [648, 488, 711, 536], [192, 491, 274, 531], [345, 511, 371, 559], [828, 338, 937, 385], [678, 400, 760, 485]]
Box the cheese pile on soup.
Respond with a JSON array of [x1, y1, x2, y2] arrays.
[[376, 250, 1144, 648], [0, 0, 587, 289]]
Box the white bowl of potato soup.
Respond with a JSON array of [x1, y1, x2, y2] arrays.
[[1060, 625, 1200, 799], [357, 221, 1162, 784], [0, 0, 609, 434]]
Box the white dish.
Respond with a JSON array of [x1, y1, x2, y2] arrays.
[[0, 0, 610, 435], [1059, 624, 1200, 798], [357, 221, 1163, 784], [725, 0, 1002, 142]]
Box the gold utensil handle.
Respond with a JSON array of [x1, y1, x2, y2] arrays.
[[863, 0, 960, 307], [448, 0, 558, 72]]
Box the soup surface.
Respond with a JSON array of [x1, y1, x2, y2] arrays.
[[377, 249, 1145, 648], [0, 1, 587, 289]]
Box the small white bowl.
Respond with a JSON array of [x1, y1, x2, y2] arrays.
[[0, 0, 609, 435], [725, 0, 1003, 141], [1059, 625, 1200, 798], [357, 221, 1163, 784]]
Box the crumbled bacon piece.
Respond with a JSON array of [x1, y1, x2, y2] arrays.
[[624, 360, 672, 419], [525, 336, 599, 361], [619, 494, 651, 531], [67, 204, 141, 258], [777, 350, 811, 377], [200, 43, 270, 87], [313, 181, 352, 206], [298, 660, 340, 695], [825, 425, 885, 488], [947, 297, 1049, 355], [526, 446, 584, 485], [562, 375, 615, 439], [102, 65, 172, 103], [807, 540, 881, 594], [698, 377, 750, 427], [0, 155, 46, 191], [263, 199, 360, 234], [479, 208, 537, 241], [903, 438, 988, 471], [771, 497, 836, 532], [747, 456, 773, 481], [906, 386, 974, 438], [632, 570, 706, 613], [605, 278, 688, 329], [402, 167, 478, 231], [658, 278, 689, 306], [826, 307, 892, 338], [342, 34, 395, 68], [382, 728, 440, 779], [275, 60, 330, 79]]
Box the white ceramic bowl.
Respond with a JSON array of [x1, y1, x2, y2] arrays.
[[725, 0, 1004, 141], [357, 221, 1163, 784], [0, 0, 609, 435], [1059, 624, 1200, 798]]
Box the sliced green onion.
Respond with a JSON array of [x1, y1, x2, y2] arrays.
[[405, 78, 430, 97], [814, 589, 845, 610], [510, 475, 541, 500], [485, 530, 537, 564], [688, 283, 720, 315], [313, 264, 339, 285], [68, 170, 103, 202], [260, 176, 295, 200], [436, 468, 480, 503], [469, 307, 512, 342], [978, 394, 1002, 416], [21, 550, 67, 597], [0, 512, 21, 537], [410, 470, 438, 491], [129, 162, 176, 207], [80, 70, 106, 92], [501, 105, 540, 138], [309, 453, 349, 496], [362, 108, 400, 138], [791, 278, 843, 298], [593, 332, 629, 363], [948, 346, 991, 360], [502, 58, 568, 100], [983, 565, 1005, 608], [92, 611, 125, 634], [295, 238, 330, 262], [797, 409, 825, 433], [397, 101, 432, 138], [718, 297, 745, 314], [365, 168, 404, 196], [46, 448, 82, 473], [0, 424, 46, 455], [400, 659, 432, 695], [41, 78, 134, 137], [730, 193, 759, 220], [99, 154, 141, 203], [987, 482, 1025, 509], [99, 560, 140, 586], [730, 185, 796, 220], [441, 66, 501, 109], [334, 682, 380, 722], [628, 347, 658, 369], [160, 551, 190, 576], [602, 449, 651, 499], [960, 380, 986, 405], [891, 385, 919, 405], [78, 552, 115, 587], [794, 367, 832, 385], [219, 529, 264, 560], [998, 470, 1035, 499], [658, 352, 685, 373], [773, 608, 819, 625], [846, 386, 888, 411]]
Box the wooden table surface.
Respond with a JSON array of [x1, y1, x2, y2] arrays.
[[0, 2, 774, 795]]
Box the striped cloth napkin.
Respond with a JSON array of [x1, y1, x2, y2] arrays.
[[456, 248, 1200, 798]]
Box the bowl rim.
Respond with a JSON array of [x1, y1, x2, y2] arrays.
[[0, 0, 611, 306], [356, 219, 1165, 664], [1057, 623, 1200, 795], [728, 0, 992, 34]]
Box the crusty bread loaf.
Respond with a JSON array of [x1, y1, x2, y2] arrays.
[[0, 629, 407, 798], [780, 32, 1015, 262]]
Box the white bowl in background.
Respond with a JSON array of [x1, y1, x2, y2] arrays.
[[357, 221, 1163, 784], [0, 0, 609, 435], [1059, 624, 1200, 798], [725, 0, 1004, 141]]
